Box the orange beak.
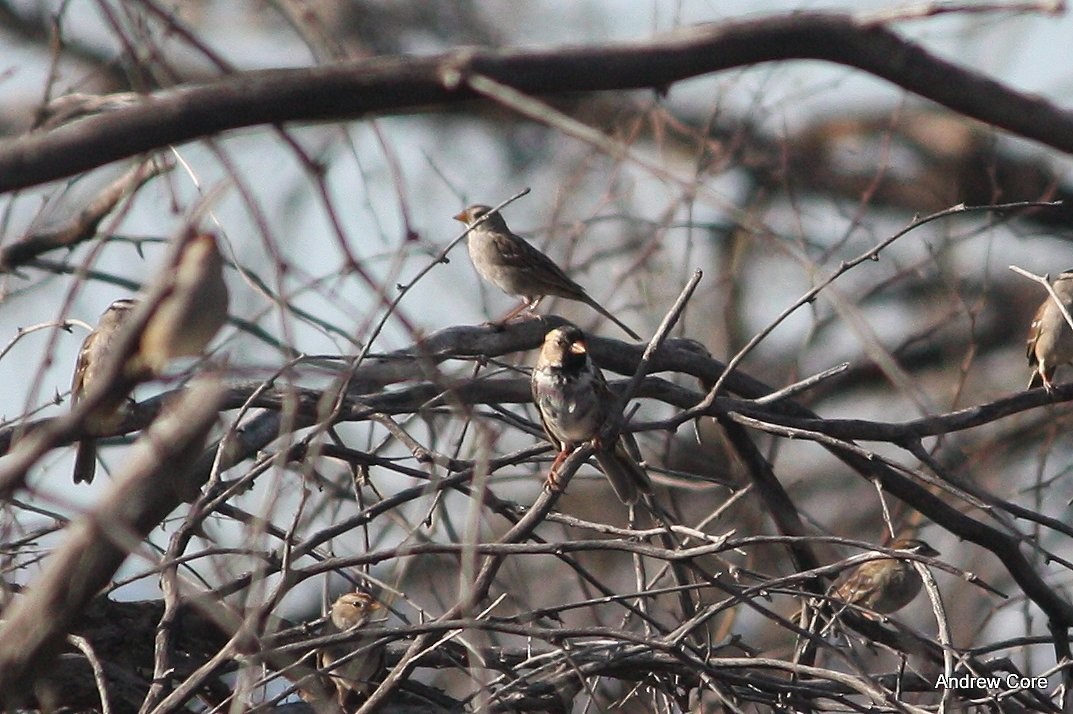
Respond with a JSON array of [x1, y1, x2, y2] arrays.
[[453, 210, 469, 223]]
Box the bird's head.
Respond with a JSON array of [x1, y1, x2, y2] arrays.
[[453, 204, 509, 232], [329, 591, 384, 630], [539, 324, 589, 372], [889, 538, 939, 558]]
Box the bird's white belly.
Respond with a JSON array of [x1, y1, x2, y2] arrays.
[[554, 397, 600, 442]]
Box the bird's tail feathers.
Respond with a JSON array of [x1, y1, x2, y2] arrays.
[[584, 297, 641, 341], [594, 437, 652, 505], [73, 439, 97, 484]]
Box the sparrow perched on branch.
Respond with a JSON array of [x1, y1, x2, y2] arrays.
[[453, 205, 641, 340], [831, 537, 939, 616], [70, 298, 139, 484], [137, 232, 229, 374], [531, 324, 652, 504], [69, 233, 229, 483], [1026, 269, 1073, 391], [318, 591, 386, 707]]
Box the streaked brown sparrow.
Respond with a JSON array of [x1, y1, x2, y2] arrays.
[[70, 298, 139, 484], [1027, 269, 1073, 391], [137, 232, 229, 375], [831, 537, 939, 616], [531, 324, 652, 504], [70, 233, 228, 483], [454, 205, 641, 340], [318, 591, 386, 707]]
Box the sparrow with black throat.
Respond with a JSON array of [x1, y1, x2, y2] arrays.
[[531, 324, 652, 504]]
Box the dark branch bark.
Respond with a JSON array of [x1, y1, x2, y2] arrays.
[[2, 13, 1073, 194], [0, 380, 224, 706], [1, 318, 1069, 709]]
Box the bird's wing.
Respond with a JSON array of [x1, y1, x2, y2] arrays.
[[71, 332, 97, 399], [531, 368, 565, 451], [490, 231, 588, 298], [834, 565, 881, 607], [1027, 304, 1044, 364]]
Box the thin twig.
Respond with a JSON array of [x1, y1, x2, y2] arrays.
[[1010, 264, 1073, 335]]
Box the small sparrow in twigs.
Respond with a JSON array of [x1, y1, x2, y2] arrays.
[[69, 233, 229, 484], [1027, 269, 1073, 392], [453, 205, 641, 340], [70, 298, 139, 484], [137, 232, 229, 374], [318, 591, 386, 708], [531, 324, 652, 504], [830, 538, 939, 617]]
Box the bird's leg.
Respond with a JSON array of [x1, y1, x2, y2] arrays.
[[510, 295, 544, 320], [545, 446, 572, 492], [492, 297, 543, 328]]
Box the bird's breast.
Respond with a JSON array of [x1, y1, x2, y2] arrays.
[[535, 370, 604, 442], [467, 232, 515, 292]]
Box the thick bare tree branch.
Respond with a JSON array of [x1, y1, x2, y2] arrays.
[[2, 12, 1073, 195]]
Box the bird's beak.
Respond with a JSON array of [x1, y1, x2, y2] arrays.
[[570, 340, 587, 355], [453, 210, 468, 223]]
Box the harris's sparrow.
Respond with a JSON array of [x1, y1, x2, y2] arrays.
[[531, 324, 652, 504]]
